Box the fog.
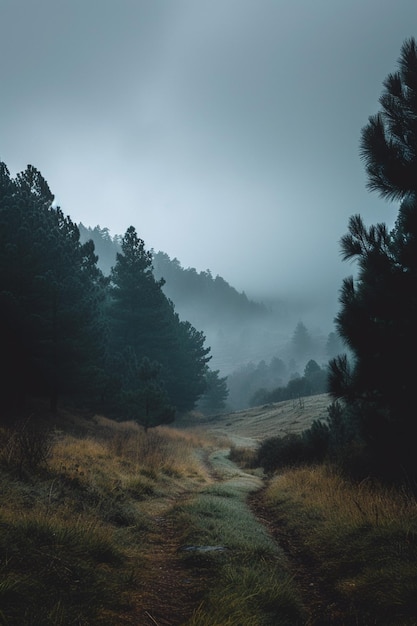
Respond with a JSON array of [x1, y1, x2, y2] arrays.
[[1, 1, 414, 332]]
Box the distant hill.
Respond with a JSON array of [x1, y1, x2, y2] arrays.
[[177, 393, 331, 447], [78, 224, 339, 409], [78, 224, 267, 324], [78, 225, 122, 275], [151, 251, 268, 328], [78, 224, 281, 373]]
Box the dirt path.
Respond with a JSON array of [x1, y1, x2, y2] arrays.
[[129, 453, 221, 625], [128, 447, 335, 625], [126, 450, 260, 625], [136, 495, 208, 626]]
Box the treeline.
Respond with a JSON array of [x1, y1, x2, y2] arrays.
[[226, 324, 343, 410], [152, 251, 268, 327], [0, 164, 227, 426], [79, 225, 341, 386], [250, 359, 328, 406], [257, 38, 417, 485]]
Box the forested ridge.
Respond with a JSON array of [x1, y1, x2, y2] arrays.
[[79, 224, 343, 409], [78, 223, 269, 328]]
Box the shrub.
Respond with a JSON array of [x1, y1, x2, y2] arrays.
[[256, 420, 330, 474], [302, 419, 330, 461], [0, 418, 53, 476], [256, 433, 307, 473]]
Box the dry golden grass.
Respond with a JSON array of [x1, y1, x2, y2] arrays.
[[266, 464, 417, 530], [263, 465, 417, 623], [50, 418, 215, 490], [178, 393, 331, 446], [0, 415, 221, 625], [267, 465, 417, 526]]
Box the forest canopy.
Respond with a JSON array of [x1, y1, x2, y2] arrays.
[[0, 163, 219, 425]]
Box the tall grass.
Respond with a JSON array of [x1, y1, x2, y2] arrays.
[[0, 416, 215, 624], [264, 465, 417, 624]]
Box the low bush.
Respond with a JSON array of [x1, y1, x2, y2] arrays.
[[256, 419, 330, 473], [0, 417, 53, 476]]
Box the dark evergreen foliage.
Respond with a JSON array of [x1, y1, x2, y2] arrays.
[[78, 224, 121, 275], [106, 226, 211, 417], [0, 163, 213, 425], [360, 38, 417, 201], [329, 37, 417, 481], [121, 356, 176, 431], [197, 368, 229, 415], [0, 164, 107, 413]]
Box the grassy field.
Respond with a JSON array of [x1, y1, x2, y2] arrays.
[[180, 395, 417, 624], [1, 395, 416, 624]]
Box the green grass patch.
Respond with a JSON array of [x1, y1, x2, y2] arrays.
[[172, 453, 305, 625]]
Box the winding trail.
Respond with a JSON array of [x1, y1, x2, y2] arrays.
[[129, 450, 263, 625], [138, 395, 340, 624], [129, 443, 333, 625]]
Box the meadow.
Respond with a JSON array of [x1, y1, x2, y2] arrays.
[[0, 395, 416, 624]]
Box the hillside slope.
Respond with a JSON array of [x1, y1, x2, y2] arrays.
[[178, 393, 331, 447]]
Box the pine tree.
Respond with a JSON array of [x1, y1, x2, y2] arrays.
[[0, 163, 107, 414], [329, 38, 417, 480], [197, 368, 229, 415], [107, 227, 211, 419]]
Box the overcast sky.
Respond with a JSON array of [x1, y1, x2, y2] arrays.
[[1, 0, 416, 318]]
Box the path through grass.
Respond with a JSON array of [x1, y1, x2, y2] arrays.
[[171, 449, 305, 626]]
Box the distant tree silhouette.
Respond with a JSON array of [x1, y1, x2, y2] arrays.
[[249, 359, 327, 406], [197, 368, 229, 414], [329, 38, 417, 481], [291, 321, 314, 364], [325, 331, 344, 359]]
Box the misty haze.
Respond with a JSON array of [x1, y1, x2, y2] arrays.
[[77, 223, 341, 411], [1, 2, 417, 624]]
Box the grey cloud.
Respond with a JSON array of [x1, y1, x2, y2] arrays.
[[1, 0, 416, 331]]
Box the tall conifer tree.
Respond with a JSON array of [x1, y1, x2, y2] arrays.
[[0, 164, 107, 413], [329, 38, 417, 479], [107, 226, 211, 421]]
